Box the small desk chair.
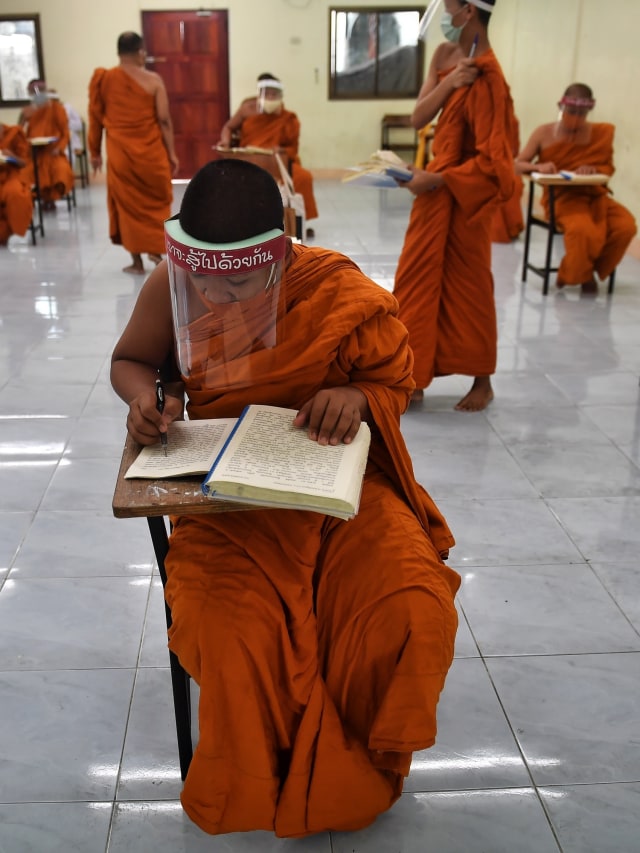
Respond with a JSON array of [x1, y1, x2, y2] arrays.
[[113, 434, 255, 781], [522, 176, 616, 296]]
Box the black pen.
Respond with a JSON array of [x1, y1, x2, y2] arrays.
[[155, 378, 168, 456]]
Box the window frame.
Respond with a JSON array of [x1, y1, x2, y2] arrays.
[[0, 14, 46, 108], [328, 5, 425, 101]]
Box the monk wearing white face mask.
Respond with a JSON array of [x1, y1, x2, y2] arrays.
[[217, 73, 318, 233]]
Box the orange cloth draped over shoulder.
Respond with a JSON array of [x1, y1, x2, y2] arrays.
[[239, 109, 318, 221], [0, 124, 33, 243], [24, 101, 74, 203], [539, 123, 637, 283], [88, 67, 172, 255], [164, 243, 459, 837], [491, 107, 524, 243], [394, 51, 516, 390]]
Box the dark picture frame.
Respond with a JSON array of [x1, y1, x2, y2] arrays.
[[0, 14, 45, 107]]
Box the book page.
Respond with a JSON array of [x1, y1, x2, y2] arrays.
[[205, 405, 370, 499], [125, 418, 236, 479]]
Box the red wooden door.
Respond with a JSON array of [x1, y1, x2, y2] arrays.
[[142, 10, 230, 179]]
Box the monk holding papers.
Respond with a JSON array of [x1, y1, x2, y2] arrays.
[[516, 82, 637, 294], [111, 158, 459, 838], [393, 0, 516, 411]]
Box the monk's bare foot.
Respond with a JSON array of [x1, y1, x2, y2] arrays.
[[148, 253, 162, 266], [122, 263, 145, 274], [410, 389, 424, 403], [581, 278, 598, 296], [454, 377, 494, 412]]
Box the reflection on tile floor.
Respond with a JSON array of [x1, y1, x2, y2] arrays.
[[1, 181, 639, 852]]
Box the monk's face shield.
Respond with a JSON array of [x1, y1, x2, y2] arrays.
[[164, 217, 287, 385]]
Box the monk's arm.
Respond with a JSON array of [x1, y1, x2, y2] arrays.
[[111, 265, 183, 444], [154, 78, 179, 175], [218, 99, 255, 146], [515, 126, 556, 174], [411, 47, 477, 130], [88, 70, 105, 173]]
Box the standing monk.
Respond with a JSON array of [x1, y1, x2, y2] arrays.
[[218, 74, 318, 234], [0, 123, 33, 244], [88, 31, 179, 274], [394, 0, 515, 411], [19, 80, 74, 211], [111, 158, 459, 838], [516, 83, 637, 294]]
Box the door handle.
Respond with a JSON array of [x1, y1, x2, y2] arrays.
[[145, 56, 167, 63]]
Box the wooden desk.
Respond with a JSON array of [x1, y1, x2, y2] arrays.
[[380, 114, 418, 159], [211, 147, 290, 184], [521, 173, 612, 295]]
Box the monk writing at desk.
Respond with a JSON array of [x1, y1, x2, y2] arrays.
[[19, 80, 74, 211], [0, 123, 32, 245], [516, 82, 637, 294], [218, 74, 318, 236], [110, 158, 458, 838]]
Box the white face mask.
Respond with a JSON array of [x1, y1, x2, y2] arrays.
[[261, 98, 283, 115], [440, 10, 467, 43]]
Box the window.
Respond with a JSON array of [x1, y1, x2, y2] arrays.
[[329, 7, 425, 100], [0, 14, 45, 107]]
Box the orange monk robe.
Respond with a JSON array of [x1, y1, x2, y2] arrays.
[[88, 68, 172, 256], [239, 109, 319, 221], [491, 107, 524, 243], [23, 100, 74, 202], [0, 124, 33, 243], [394, 51, 516, 390], [539, 123, 637, 283], [163, 243, 459, 837]]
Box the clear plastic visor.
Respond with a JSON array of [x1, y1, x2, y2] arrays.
[[165, 217, 286, 388]]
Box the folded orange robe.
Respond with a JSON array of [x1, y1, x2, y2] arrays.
[[240, 109, 318, 221], [88, 68, 172, 255], [394, 51, 516, 389], [539, 123, 637, 283], [164, 243, 459, 837], [23, 101, 74, 203], [0, 125, 33, 243]]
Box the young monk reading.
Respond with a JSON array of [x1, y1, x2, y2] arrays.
[[217, 73, 318, 233], [111, 158, 459, 837], [88, 31, 179, 274], [516, 82, 637, 294], [394, 0, 516, 412]]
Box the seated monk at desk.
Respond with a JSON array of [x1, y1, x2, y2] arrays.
[[516, 82, 637, 293], [19, 79, 74, 211], [111, 158, 459, 838], [218, 74, 318, 236], [0, 123, 33, 245]]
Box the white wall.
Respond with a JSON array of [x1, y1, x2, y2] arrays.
[[1, 0, 638, 217]]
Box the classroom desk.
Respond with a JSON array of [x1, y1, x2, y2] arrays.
[[112, 433, 254, 779], [521, 172, 610, 295]]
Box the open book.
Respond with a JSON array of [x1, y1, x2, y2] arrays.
[[343, 149, 412, 188], [531, 171, 609, 185], [125, 404, 371, 521]]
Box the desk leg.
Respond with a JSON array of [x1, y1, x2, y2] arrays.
[[31, 148, 45, 238], [147, 516, 193, 781], [543, 186, 557, 296], [522, 180, 535, 282]]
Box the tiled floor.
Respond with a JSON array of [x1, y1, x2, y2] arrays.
[[1, 180, 639, 852]]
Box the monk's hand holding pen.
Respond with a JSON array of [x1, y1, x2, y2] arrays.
[[126, 383, 181, 447], [450, 58, 479, 89]]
